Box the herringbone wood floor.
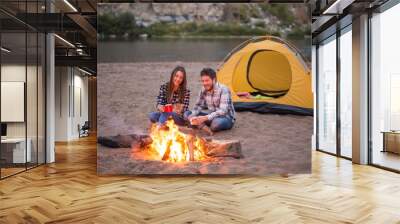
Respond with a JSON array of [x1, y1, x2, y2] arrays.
[[1, 135, 400, 224]]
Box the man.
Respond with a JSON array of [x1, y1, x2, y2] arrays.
[[184, 68, 235, 134]]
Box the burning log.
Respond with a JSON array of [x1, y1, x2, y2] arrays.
[[179, 126, 208, 138], [98, 134, 152, 148], [98, 119, 244, 162], [186, 135, 195, 161], [162, 140, 173, 161], [98, 134, 243, 159], [205, 140, 243, 159]]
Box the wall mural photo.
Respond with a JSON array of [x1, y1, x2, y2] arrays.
[[97, 3, 313, 175]]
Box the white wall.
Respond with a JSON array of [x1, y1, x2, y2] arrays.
[[55, 66, 89, 141], [1, 65, 26, 138], [1, 63, 46, 164], [55, 66, 69, 141], [72, 72, 89, 138], [1, 65, 37, 138]]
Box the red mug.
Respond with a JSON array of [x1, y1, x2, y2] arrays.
[[164, 104, 173, 112]]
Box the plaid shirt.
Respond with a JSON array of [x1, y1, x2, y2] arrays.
[[192, 82, 235, 121], [156, 83, 190, 114]]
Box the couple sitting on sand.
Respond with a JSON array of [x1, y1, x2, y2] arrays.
[[149, 66, 235, 135]]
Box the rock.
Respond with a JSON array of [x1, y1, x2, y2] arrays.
[[98, 4, 310, 37], [159, 15, 174, 23], [139, 33, 148, 39], [175, 15, 187, 24]]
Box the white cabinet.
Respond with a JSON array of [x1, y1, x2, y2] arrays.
[[1, 138, 32, 163]]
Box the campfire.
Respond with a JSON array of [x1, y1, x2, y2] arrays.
[[148, 118, 207, 162], [97, 119, 244, 163]]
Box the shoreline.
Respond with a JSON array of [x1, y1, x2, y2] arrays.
[[99, 35, 312, 41]]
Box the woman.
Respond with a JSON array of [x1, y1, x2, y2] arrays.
[[149, 66, 190, 126]]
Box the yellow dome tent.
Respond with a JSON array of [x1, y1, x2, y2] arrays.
[[217, 36, 313, 116]]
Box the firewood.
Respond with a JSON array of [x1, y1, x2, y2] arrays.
[[179, 126, 210, 138], [162, 140, 173, 161], [178, 126, 197, 135], [99, 133, 244, 160], [97, 134, 152, 148], [186, 135, 195, 161], [205, 140, 243, 159], [138, 136, 153, 148]]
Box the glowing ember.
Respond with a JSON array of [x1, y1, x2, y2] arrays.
[[148, 118, 207, 162]]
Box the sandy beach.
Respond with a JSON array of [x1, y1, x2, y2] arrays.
[[97, 62, 313, 175]]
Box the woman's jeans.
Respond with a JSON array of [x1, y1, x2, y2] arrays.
[[183, 111, 234, 132], [149, 112, 186, 126]]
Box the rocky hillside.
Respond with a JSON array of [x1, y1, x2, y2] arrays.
[[98, 3, 310, 39]]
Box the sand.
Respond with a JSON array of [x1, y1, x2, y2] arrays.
[[97, 62, 313, 175]]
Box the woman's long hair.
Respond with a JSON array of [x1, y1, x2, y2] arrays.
[[167, 66, 187, 104]]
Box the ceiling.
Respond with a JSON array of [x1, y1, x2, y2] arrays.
[[1, 0, 97, 74]]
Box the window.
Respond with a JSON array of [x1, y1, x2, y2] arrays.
[[339, 27, 352, 158], [0, 2, 46, 179], [370, 3, 400, 171], [317, 35, 337, 154]]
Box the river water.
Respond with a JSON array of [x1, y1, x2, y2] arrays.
[[98, 37, 311, 63]]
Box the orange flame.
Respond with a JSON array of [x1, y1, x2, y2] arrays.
[[149, 119, 207, 162]]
